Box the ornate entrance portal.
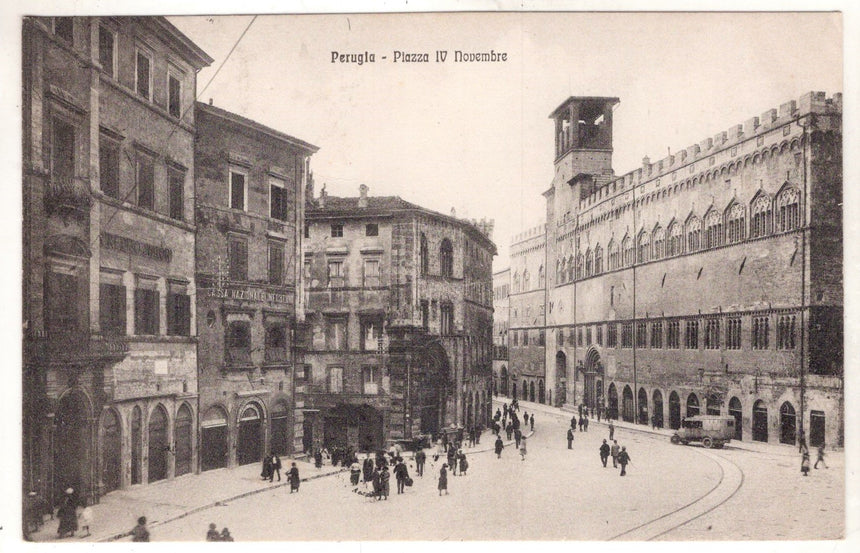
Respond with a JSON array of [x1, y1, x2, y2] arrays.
[[582, 348, 603, 411]]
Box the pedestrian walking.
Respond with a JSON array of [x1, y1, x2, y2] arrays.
[[519, 436, 528, 461], [371, 467, 382, 500], [608, 420, 615, 441], [506, 422, 513, 440], [617, 446, 631, 476], [459, 452, 469, 475], [514, 428, 522, 449], [610, 440, 620, 468], [447, 447, 457, 475], [261, 454, 273, 481], [314, 449, 323, 469], [271, 452, 282, 482], [394, 458, 409, 494], [219, 528, 234, 542], [380, 465, 390, 500], [78, 505, 93, 537], [468, 427, 476, 447], [530, 414, 535, 431], [363, 455, 375, 485], [206, 522, 220, 541], [584, 417, 589, 432], [415, 449, 426, 477], [287, 462, 300, 493], [523, 412, 529, 427], [578, 416, 584, 432], [56, 490, 77, 538], [438, 464, 449, 495], [599, 439, 610, 467], [567, 428, 574, 449], [571, 415, 577, 431], [814, 444, 828, 469], [801, 450, 811, 476], [597, 406, 602, 422], [495, 436, 504, 459], [578, 404, 583, 417], [131, 516, 150, 542], [350, 460, 362, 486], [475, 425, 483, 444]]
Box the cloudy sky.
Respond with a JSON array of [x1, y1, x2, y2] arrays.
[[167, 11, 841, 268]]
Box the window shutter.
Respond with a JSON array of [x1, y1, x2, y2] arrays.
[[135, 289, 146, 334]]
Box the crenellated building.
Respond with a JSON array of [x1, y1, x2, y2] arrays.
[[505, 91, 842, 448]]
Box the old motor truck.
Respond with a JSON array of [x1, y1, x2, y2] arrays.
[[670, 415, 736, 448]]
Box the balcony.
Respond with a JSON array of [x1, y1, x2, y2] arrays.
[[25, 333, 129, 365], [225, 346, 252, 368], [44, 175, 92, 221]]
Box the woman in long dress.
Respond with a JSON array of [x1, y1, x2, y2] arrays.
[[520, 436, 528, 461], [438, 464, 448, 496]]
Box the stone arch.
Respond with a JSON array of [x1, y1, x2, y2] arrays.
[[638, 387, 649, 424], [54, 388, 94, 501], [686, 393, 700, 418], [668, 391, 681, 430], [622, 385, 634, 422], [201, 404, 229, 471], [237, 401, 265, 466], [131, 406, 143, 484], [779, 401, 797, 445], [652, 389, 664, 428], [728, 396, 743, 440], [174, 402, 193, 477], [607, 383, 618, 420], [99, 407, 122, 494], [147, 403, 170, 482], [752, 399, 768, 442]]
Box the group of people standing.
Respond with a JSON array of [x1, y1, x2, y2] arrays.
[[260, 452, 301, 492]]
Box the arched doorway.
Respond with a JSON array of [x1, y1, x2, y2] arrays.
[[538, 380, 546, 404], [237, 404, 263, 465], [529, 381, 536, 402], [511, 381, 518, 400], [728, 397, 743, 440], [583, 348, 603, 411], [131, 406, 142, 484], [555, 352, 567, 406], [201, 406, 228, 471], [100, 409, 121, 494], [652, 390, 664, 428], [418, 341, 450, 436], [622, 385, 634, 422], [638, 387, 649, 425], [706, 394, 721, 415], [752, 400, 768, 442], [148, 405, 169, 482], [270, 401, 290, 455], [54, 390, 92, 500], [607, 383, 619, 420], [500, 366, 509, 397], [668, 391, 681, 430], [686, 393, 700, 418], [780, 401, 796, 445], [174, 404, 193, 477]]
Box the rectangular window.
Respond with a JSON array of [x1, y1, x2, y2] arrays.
[[650, 321, 663, 349], [265, 323, 289, 363], [136, 49, 151, 99], [167, 291, 191, 336], [134, 287, 159, 335], [705, 319, 720, 350], [99, 135, 120, 199], [168, 71, 182, 118], [607, 324, 618, 348], [440, 303, 454, 336], [54, 17, 73, 43], [99, 281, 126, 336], [778, 314, 797, 350], [667, 321, 680, 349], [52, 119, 75, 182], [727, 318, 742, 350], [421, 300, 429, 329], [360, 317, 383, 351], [366, 223, 378, 236], [538, 330, 545, 346], [226, 320, 251, 365], [327, 260, 344, 287], [753, 316, 770, 350], [269, 176, 289, 221], [362, 366, 380, 395], [577, 327, 583, 347], [136, 151, 154, 210], [685, 319, 699, 349], [168, 168, 184, 221], [511, 329, 519, 347], [596, 325, 603, 346], [331, 224, 343, 237], [98, 26, 115, 77], [585, 326, 592, 345], [363, 259, 380, 287], [636, 322, 648, 348], [621, 323, 633, 348], [268, 241, 285, 285], [304, 223, 310, 238], [228, 238, 248, 281], [46, 269, 85, 338], [328, 367, 344, 393], [230, 170, 246, 211], [326, 318, 347, 350], [522, 330, 529, 346]]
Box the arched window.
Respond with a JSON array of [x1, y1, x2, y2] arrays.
[[636, 230, 650, 264], [538, 265, 545, 288], [686, 216, 701, 252], [567, 255, 575, 282], [667, 221, 683, 256], [652, 226, 665, 260], [440, 238, 453, 277], [420, 233, 429, 274], [608, 240, 620, 270], [776, 187, 800, 232], [704, 209, 723, 249], [726, 202, 746, 244], [622, 235, 634, 266], [523, 269, 530, 291], [575, 253, 583, 280], [594, 245, 603, 274], [750, 193, 773, 238], [584, 248, 593, 277], [686, 393, 700, 418]]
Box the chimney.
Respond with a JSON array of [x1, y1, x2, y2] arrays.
[[358, 184, 369, 208], [319, 183, 327, 209], [208, 98, 213, 105], [642, 156, 650, 168]]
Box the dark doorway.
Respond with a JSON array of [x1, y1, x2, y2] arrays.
[[686, 393, 700, 418], [638, 387, 648, 425], [174, 404, 192, 477], [500, 365, 509, 397], [728, 397, 743, 440], [554, 353, 566, 405], [809, 410, 825, 447], [131, 407, 142, 484], [652, 390, 664, 428], [669, 391, 681, 430], [607, 383, 618, 420], [54, 391, 92, 501], [538, 380, 546, 404], [270, 402, 290, 456], [237, 404, 263, 465], [752, 400, 768, 442], [511, 382, 518, 400], [302, 412, 315, 453], [583, 348, 603, 410], [622, 385, 634, 422], [201, 406, 228, 471], [101, 409, 121, 494], [706, 395, 721, 415], [529, 381, 535, 402], [147, 405, 168, 482], [779, 401, 796, 445]]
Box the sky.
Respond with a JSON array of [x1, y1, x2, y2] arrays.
[[166, 11, 842, 269]]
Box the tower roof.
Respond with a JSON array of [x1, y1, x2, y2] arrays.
[[549, 96, 620, 119]]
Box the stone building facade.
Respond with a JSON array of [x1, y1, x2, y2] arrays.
[[530, 92, 842, 447], [302, 185, 495, 452], [23, 17, 212, 505], [194, 102, 317, 470], [492, 268, 510, 397]]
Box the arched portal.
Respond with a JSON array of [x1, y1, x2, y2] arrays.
[[622, 385, 634, 422], [174, 404, 193, 477], [529, 381, 536, 402], [270, 401, 290, 456], [538, 380, 546, 404], [131, 406, 142, 484], [201, 405, 228, 471], [652, 390, 664, 428], [555, 352, 567, 406], [752, 400, 768, 442], [638, 387, 649, 425], [607, 383, 619, 420], [418, 341, 450, 436], [686, 393, 700, 418], [100, 408, 121, 494], [668, 391, 681, 430], [582, 348, 603, 411], [522, 380, 528, 401], [728, 397, 743, 440], [500, 366, 509, 397], [780, 401, 796, 445], [54, 390, 93, 500], [148, 404, 169, 482], [237, 403, 264, 466]]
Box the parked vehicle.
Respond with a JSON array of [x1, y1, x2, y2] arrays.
[[670, 415, 735, 448]]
